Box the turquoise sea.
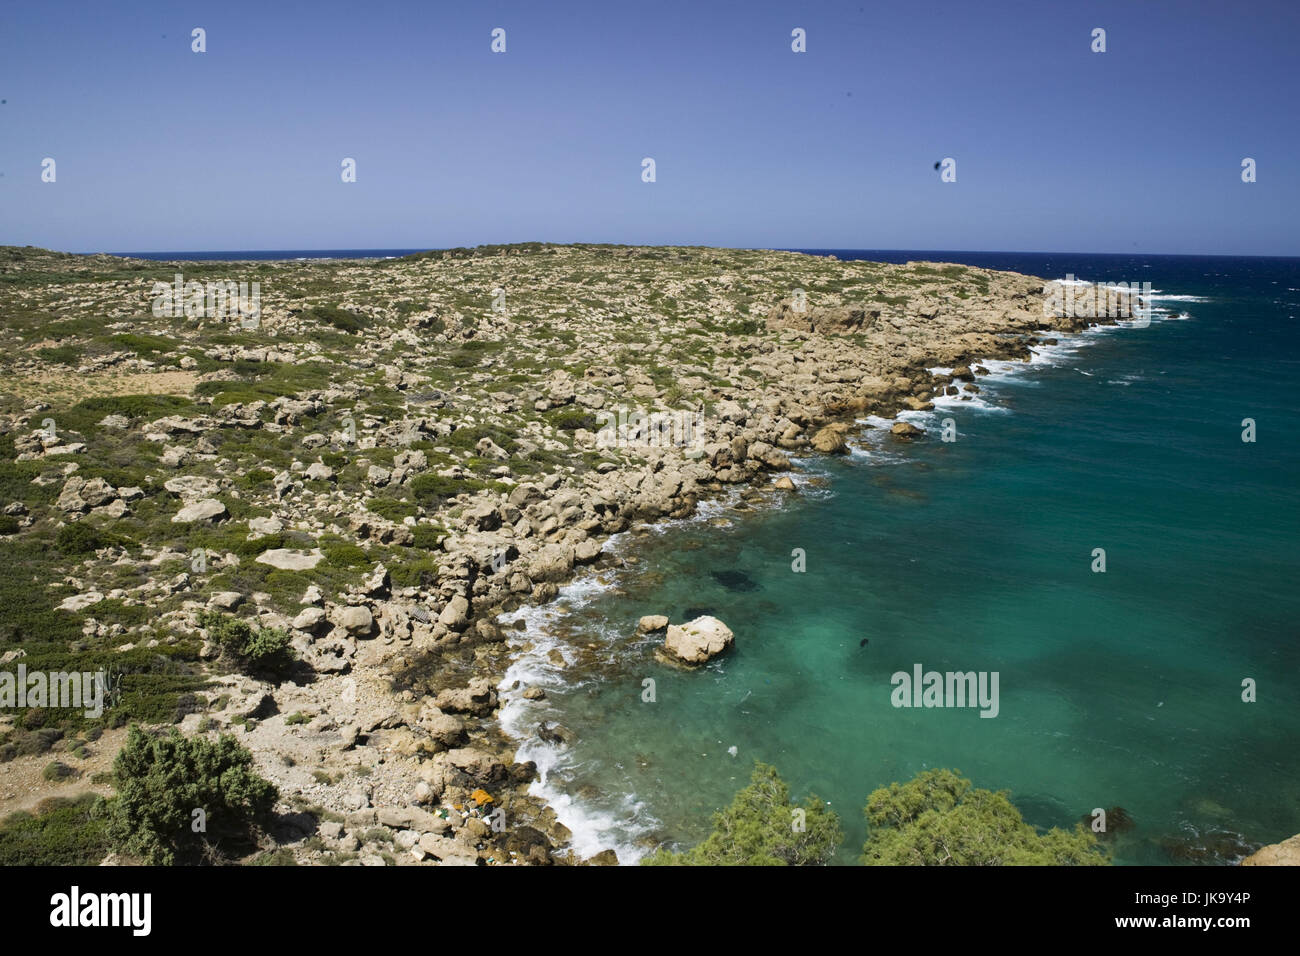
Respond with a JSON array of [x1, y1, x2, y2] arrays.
[[497, 252, 1300, 865]]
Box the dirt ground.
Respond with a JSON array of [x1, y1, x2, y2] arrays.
[[0, 727, 126, 817], [3, 370, 197, 403]]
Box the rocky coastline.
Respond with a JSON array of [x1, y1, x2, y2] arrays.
[[0, 244, 1148, 864]]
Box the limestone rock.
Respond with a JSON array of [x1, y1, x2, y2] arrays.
[[172, 498, 227, 524], [256, 548, 324, 571], [1242, 833, 1300, 866], [336, 605, 374, 637], [637, 614, 669, 634], [437, 594, 471, 631], [891, 422, 923, 439], [433, 678, 498, 717], [164, 475, 219, 500], [661, 615, 735, 665], [810, 426, 848, 454]]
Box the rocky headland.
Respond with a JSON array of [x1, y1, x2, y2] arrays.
[[0, 243, 1146, 864]]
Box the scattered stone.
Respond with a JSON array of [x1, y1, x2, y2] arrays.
[[209, 591, 245, 611]]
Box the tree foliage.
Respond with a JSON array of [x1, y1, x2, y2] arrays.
[[861, 768, 1109, 866], [643, 761, 842, 866], [196, 610, 295, 680], [107, 726, 278, 865]]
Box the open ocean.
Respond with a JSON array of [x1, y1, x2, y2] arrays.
[[483, 250, 1300, 865]]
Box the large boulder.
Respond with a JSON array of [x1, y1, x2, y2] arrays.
[[637, 614, 669, 634], [437, 594, 471, 631], [433, 678, 498, 717], [172, 498, 227, 524], [164, 475, 219, 500], [528, 543, 575, 583], [660, 616, 734, 665], [810, 426, 848, 454], [417, 707, 468, 749], [336, 605, 374, 637], [256, 548, 324, 571], [891, 422, 924, 439]]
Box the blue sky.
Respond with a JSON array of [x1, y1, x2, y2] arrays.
[[1, 0, 1296, 255]]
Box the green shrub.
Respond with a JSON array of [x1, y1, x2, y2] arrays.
[[196, 610, 296, 680], [365, 497, 417, 522], [549, 409, 597, 432], [447, 424, 517, 454], [0, 728, 64, 762], [42, 760, 78, 782], [38, 344, 83, 365], [861, 769, 1109, 866], [321, 540, 369, 569], [0, 515, 18, 535], [642, 762, 841, 866], [306, 305, 367, 334], [56, 522, 129, 555], [388, 555, 441, 589], [107, 726, 278, 865], [60, 394, 194, 435], [0, 795, 111, 866], [449, 349, 481, 368], [409, 473, 504, 503], [240, 468, 274, 488], [410, 525, 443, 550]]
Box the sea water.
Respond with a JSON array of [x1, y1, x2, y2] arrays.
[[498, 251, 1300, 865]]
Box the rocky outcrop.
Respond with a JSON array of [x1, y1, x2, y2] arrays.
[[766, 301, 880, 335], [659, 616, 735, 665], [1241, 833, 1300, 865], [3, 244, 1151, 867], [811, 425, 849, 454]]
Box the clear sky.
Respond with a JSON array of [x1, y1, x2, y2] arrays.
[[1, 0, 1296, 255]]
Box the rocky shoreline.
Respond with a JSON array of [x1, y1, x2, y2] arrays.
[[0, 244, 1149, 865]]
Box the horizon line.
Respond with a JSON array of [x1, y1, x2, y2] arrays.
[[32, 242, 1300, 261]]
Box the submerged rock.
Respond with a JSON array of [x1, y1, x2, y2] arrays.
[[711, 569, 759, 592]]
